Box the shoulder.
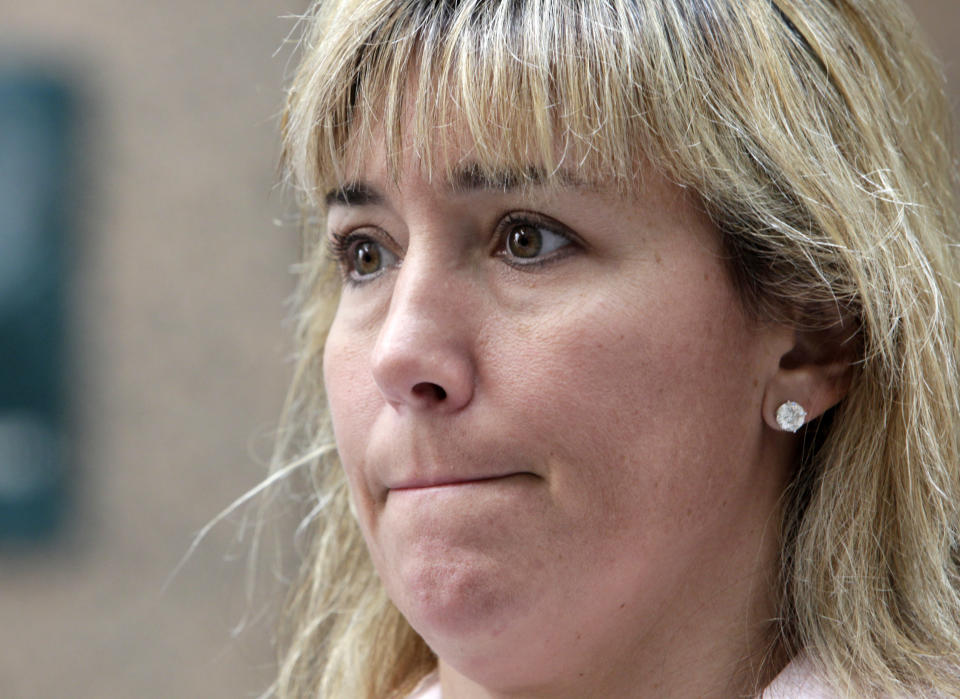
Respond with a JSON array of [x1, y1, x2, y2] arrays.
[[760, 654, 942, 699], [406, 671, 441, 699], [761, 654, 836, 699], [407, 662, 830, 699], [407, 660, 938, 698]]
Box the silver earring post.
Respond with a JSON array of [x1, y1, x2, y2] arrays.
[[776, 401, 807, 433]]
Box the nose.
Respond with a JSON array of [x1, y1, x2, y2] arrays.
[[370, 256, 476, 413]]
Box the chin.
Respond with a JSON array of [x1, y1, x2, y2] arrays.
[[386, 554, 555, 685], [390, 550, 529, 641]]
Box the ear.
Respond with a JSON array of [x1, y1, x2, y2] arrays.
[[762, 319, 856, 433]]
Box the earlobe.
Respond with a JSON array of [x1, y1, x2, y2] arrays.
[[762, 324, 856, 433]]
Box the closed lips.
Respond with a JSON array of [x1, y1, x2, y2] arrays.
[[387, 472, 536, 491]]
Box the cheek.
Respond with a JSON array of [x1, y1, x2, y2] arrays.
[[485, 270, 768, 524], [323, 319, 360, 436], [513, 278, 755, 419], [322, 317, 381, 501]]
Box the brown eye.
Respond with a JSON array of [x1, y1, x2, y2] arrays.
[[506, 225, 543, 259], [353, 240, 383, 276], [499, 217, 574, 266], [327, 230, 399, 285]]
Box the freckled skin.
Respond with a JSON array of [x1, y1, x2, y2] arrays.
[[323, 135, 798, 698]]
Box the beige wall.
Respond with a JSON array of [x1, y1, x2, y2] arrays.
[[0, 1, 956, 697], [0, 2, 302, 697]]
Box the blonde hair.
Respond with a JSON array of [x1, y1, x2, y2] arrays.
[[272, 0, 960, 696]]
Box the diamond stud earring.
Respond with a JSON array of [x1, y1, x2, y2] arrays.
[[776, 401, 807, 433]]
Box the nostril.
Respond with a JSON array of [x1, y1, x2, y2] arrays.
[[412, 382, 447, 401]]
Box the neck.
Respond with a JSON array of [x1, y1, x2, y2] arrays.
[[437, 567, 788, 699]]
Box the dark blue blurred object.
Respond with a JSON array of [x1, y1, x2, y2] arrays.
[[0, 72, 73, 541]]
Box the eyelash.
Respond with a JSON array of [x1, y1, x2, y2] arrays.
[[325, 230, 363, 267], [326, 212, 578, 285]]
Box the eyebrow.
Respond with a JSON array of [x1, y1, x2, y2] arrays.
[[324, 182, 384, 208], [449, 164, 541, 192], [323, 164, 583, 208]]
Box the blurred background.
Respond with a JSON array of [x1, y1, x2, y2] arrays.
[[0, 1, 956, 697], [0, 1, 303, 696]]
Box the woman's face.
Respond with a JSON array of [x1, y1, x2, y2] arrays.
[[323, 133, 796, 694]]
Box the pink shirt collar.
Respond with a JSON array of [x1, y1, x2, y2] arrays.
[[408, 654, 835, 698]]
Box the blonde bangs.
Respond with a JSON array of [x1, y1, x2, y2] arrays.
[[284, 0, 655, 198]]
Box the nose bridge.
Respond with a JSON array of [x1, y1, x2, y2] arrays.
[[371, 243, 476, 411]]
